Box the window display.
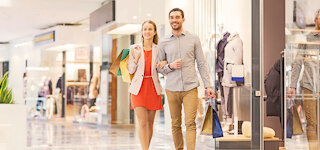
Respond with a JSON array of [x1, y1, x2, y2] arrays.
[[285, 49, 320, 150], [285, 1, 320, 149], [24, 45, 102, 124]]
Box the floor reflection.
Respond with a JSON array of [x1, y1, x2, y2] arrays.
[[27, 118, 215, 150]]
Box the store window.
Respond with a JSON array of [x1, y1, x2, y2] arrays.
[[193, 0, 268, 149], [285, 0, 320, 149], [25, 45, 102, 123]]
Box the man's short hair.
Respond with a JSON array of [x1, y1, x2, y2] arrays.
[[315, 9, 320, 20], [169, 8, 184, 18]]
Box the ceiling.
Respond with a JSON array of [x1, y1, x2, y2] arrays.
[[0, 0, 105, 42]]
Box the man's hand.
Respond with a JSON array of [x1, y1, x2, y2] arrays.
[[169, 59, 182, 69], [206, 87, 215, 99], [157, 61, 168, 69], [288, 87, 296, 98]]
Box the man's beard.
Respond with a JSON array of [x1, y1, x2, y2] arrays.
[[171, 24, 182, 31]]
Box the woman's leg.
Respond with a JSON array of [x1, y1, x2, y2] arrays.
[[146, 110, 156, 149], [134, 107, 148, 150]]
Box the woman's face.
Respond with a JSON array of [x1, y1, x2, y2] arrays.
[[142, 23, 156, 41]]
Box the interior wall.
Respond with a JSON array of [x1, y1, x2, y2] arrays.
[[0, 44, 9, 61], [116, 0, 165, 26], [263, 0, 285, 141], [164, 0, 195, 34], [9, 38, 39, 104], [264, 0, 285, 76]]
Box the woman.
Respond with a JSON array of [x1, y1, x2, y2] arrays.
[[128, 20, 166, 150]]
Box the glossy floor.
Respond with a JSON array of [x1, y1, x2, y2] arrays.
[[27, 117, 312, 150], [27, 118, 215, 150]]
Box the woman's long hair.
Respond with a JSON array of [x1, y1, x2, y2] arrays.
[[141, 20, 159, 45]]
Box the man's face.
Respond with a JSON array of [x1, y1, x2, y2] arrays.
[[169, 11, 185, 31]]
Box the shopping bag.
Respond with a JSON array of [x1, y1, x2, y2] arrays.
[[200, 104, 213, 135], [200, 98, 223, 138], [109, 51, 123, 76], [286, 108, 293, 138], [292, 105, 303, 135], [118, 49, 130, 75], [211, 98, 223, 138], [110, 49, 132, 77], [119, 53, 134, 83], [286, 98, 303, 138]]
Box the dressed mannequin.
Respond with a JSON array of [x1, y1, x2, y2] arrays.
[[216, 31, 244, 132]]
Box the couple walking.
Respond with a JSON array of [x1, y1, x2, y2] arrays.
[[128, 8, 215, 150]]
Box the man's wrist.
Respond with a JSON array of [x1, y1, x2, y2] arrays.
[[205, 87, 212, 90], [168, 63, 173, 70]]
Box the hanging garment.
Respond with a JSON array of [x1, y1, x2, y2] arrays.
[[67, 86, 73, 104], [215, 32, 230, 73], [265, 59, 281, 117], [222, 33, 244, 87], [44, 79, 53, 95], [217, 72, 233, 119], [222, 86, 233, 119], [56, 76, 62, 93]]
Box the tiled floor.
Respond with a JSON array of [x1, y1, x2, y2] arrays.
[[27, 115, 313, 150], [27, 117, 215, 150]]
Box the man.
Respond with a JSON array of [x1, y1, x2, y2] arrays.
[[288, 9, 320, 150], [157, 8, 215, 150]]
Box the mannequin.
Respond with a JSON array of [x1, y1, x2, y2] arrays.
[[216, 31, 244, 132]]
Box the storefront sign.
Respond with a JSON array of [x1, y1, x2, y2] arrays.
[[33, 31, 55, 46], [90, 1, 115, 31]]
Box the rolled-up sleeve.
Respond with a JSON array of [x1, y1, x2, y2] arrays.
[[194, 36, 212, 88]]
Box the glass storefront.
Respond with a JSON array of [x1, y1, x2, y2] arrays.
[[209, 0, 261, 149], [22, 27, 103, 125], [285, 0, 320, 149], [25, 47, 102, 122], [97, 0, 267, 149]]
